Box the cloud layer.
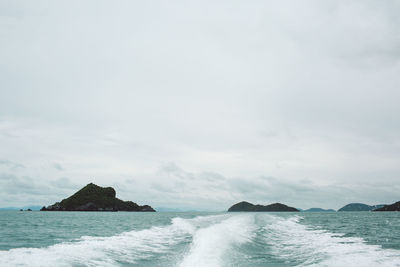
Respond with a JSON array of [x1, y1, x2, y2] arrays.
[[1, 0, 400, 210]]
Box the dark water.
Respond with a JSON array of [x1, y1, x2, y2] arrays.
[[0, 211, 399, 266]]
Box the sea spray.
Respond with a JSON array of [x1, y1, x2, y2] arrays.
[[0, 212, 399, 267], [260, 214, 400, 267], [0, 214, 232, 267], [179, 214, 256, 267]]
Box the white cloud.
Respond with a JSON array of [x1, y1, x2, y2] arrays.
[[0, 0, 399, 209]]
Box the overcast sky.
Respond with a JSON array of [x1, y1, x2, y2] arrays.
[[1, 0, 399, 210]]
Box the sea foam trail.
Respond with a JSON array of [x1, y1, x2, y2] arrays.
[[261, 215, 400, 267], [179, 214, 256, 267], [0, 214, 228, 267]]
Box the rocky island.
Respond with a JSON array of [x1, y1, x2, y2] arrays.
[[228, 201, 299, 212], [374, 201, 400, 211], [41, 183, 155, 212], [338, 203, 384, 212]]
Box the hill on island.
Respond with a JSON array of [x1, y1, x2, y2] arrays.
[[41, 183, 155, 212], [228, 201, 299, 212], [374, 201, 400, 211], [338, 203, 384, 212], [302, 208, 336, 212]]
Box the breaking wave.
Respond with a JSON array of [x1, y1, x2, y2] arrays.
[[0, 214, 225, 266], [1, 213, 399, 266], [261, 215, 400, 267], [179, 214, 256, 267]]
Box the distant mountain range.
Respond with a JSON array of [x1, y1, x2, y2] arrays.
[[3, 195, 400, 213], [155, 207, 202, 212], [338, 203, 385, 212], [228, 201, 299, 212], [302, 208, 336, 212], [0, 205, 42, 211]]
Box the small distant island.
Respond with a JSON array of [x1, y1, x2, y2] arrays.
[[41, 183, 155, 212], [19, 208, 32, 211], [338, 203, 385, 212], [374, 201, 400, 211], [228, 201, 299, 212]]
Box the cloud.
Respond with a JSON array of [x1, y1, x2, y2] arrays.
[[50, 177, 78, 190], [0, 172, 80, 207], [0, 1, 399, 209], [0, 173, 48, 205], [113, 163, 400, 210], [0, 159, 25, 170], [0, 159, 398, 210], [52, 163, 63, 171]]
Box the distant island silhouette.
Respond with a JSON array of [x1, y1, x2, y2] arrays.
[[3, 184, 398, 212], [374, 201, 400, 211], [338, 203, 385, 212], [228, 201, 299, 212], [41, 183, 155, 212], [302, 208, 336, 212]]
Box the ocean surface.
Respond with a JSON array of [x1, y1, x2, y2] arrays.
[[0, 211, 399, 266]]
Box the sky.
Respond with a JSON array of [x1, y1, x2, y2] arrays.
[[1, 0, 399, 211]]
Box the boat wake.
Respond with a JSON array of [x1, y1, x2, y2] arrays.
[[179, 214, 256, 267], [0, 213, 399, 266], [261, 215, 400, 267]]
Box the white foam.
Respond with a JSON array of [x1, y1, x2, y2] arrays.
[[179, 214, 256, 267], [4, 213, 397, 267], [261, 215, 400, 267], [0, 215, 228, 267]]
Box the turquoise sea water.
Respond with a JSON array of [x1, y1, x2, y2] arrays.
[[0, 211, 399, 266]]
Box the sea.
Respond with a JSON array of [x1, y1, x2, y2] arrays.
[[0, 211, 399, 267]]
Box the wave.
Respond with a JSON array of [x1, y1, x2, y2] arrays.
[[1, 213, 399, 266], [0, 214, 229, 267], [260, 215, 400, 267], [179, 214, 256, 267]]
